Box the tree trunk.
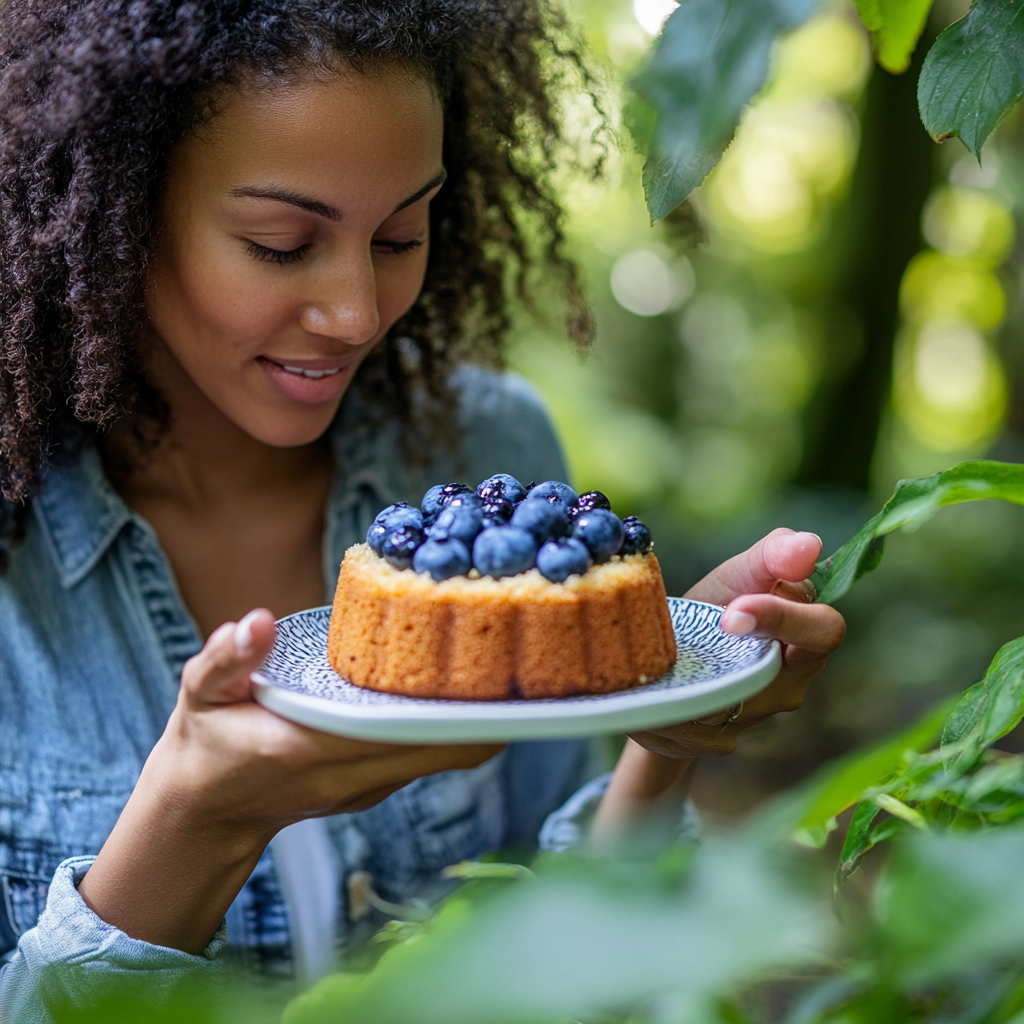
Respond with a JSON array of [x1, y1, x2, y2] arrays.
[[796, 51, 937, 490]]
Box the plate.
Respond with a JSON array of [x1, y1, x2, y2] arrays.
[[252, 598, 780, 744]]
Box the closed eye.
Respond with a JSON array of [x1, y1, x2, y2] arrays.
[[247, 241, 312, 265], [373, 238, 425, 255]]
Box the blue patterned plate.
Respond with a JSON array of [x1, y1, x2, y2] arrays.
[[252, 598, 780, 743]]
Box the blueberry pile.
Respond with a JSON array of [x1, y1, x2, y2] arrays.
[[366, 475, 654, 583]]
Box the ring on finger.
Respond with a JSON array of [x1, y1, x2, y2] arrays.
[[694, 701, 743, 727]]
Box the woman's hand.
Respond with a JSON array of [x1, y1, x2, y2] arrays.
[[79, 609, 500, 955], [631, 528, 845, 759], [595, 529, 845, 838]]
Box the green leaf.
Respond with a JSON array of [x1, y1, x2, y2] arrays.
[[813, 461, 1024, 605], [918, 0, 1024, 158], [835, 801, 881, 888], [942, 637, 1024, 776], [873, 794, 928, 830], [777, 699, 954, 840], [853, 0, 934, 74], [631, 0, 821, 222], [442, 861, 536, 882]]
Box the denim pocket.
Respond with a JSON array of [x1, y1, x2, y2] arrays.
[[0, 870, 49, 953]]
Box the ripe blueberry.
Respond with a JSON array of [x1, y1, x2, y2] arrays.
[[476, 473, 527, 506], [428, 505, 484, 548], [381, 523, 424, 571], [621, 516, 653, 555], [573, 509, 625, 563], [472, 526, 537, 578], [413, 537, 472, 581], [510, 498, 572, 543], [524, 480, 578, 508], [536, 537, 592, 582]]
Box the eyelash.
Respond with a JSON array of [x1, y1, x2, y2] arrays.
[[247, 241, 311, 265], [246, 238, 425, 265]]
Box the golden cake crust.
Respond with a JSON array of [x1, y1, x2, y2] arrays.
[[327, 544, 677, 700]]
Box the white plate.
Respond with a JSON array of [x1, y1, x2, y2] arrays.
[[252, 598, 780, 744]]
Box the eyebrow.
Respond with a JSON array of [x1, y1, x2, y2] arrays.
[[228, 168, 448, 221]]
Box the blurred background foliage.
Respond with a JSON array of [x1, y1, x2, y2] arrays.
[[508, 0, 1024, 820]]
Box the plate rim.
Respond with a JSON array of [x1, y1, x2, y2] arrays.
[[251, 598, 780, 737]]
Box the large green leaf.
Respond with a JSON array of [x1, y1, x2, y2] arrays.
[[285, 840, 828, 1024], [942, 637, 1024, 776], [786, 700, 953, 842], [853, 0, 934, 73], [918, 0, 1024, 158], [632, 0, 821, 222], [813, 461, 1024, 605]]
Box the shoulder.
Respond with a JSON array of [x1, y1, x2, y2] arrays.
[[450, 364, 568, 489]]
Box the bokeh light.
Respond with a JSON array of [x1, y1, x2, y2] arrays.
[[632, 0, 678, 36], [610, 248, 694, 316]]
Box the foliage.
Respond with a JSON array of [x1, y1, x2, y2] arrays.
[[811, 461, 1024, 604], [630, 0, 818, 221], [918, 0, 1024, 157], [632, 0, 1024, 220], [854, 0, 933, 73]]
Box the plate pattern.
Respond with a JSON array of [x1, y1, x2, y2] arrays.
[[259, 598, 772, 707]]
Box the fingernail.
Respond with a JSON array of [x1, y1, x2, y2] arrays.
[[234, 611, 259, 655], [802, 531, 822, 548], [721, 610, 757, 636]]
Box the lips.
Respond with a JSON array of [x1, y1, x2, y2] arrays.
[[259, 355, 359, 405]]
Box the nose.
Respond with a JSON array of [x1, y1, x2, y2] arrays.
[[299, 250, 380, 346]]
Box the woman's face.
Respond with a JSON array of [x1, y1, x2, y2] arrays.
[[146, 68, 445, 448]]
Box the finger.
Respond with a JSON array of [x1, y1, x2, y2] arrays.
[[181, 609, 277, 708], [686, 529, 822, 605], [721, 595, 845, 653]]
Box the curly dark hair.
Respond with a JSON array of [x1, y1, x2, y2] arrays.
[[0, 0, 600, 562]]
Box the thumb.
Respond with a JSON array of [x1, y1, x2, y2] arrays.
[[181, 608, 277, 709], [686, 529, 822, 605]]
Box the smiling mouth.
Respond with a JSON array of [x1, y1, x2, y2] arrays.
[[280, 364, 342, 380]]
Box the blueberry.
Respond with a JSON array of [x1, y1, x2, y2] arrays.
[[476, 473, 527, 506], [367, 519, 388, 555], [524, 480, 578, 508], [428, 504, 484, 548], [569, 490, 612, 521], [472, 526, 537, 578], [413, 537, 472, 581], [439, 482, 473, 505], [421, 484, 447, 522], [481, 497, 514, 525], [573, 509, 625, 563], [621, 516, 653, 555], [536, 537, 592, 583], [446, 491, 483, 513], [381, 523, 424, 570], [376, 501, 423, 530], [510, 498, 572, 543]]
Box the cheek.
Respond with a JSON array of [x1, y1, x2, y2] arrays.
[[148, 233, 291, 363], [375, 251, 429, 330]]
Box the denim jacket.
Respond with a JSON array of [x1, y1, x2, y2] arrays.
[[0, 367, 606, 1021]]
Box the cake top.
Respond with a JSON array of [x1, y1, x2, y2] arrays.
[[366, 474, 654, 583]]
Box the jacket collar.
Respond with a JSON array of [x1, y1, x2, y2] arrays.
[[34, 444, 133, 589]]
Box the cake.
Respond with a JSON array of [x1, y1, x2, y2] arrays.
[[327, 475, 677, 700]]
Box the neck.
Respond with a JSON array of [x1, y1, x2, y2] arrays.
[[105, 337, 331, 510]]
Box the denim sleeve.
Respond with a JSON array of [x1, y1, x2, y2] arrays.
[[539, 775, 702, 853], [0, 856, 226, 1023]]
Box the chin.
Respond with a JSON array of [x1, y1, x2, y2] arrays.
[[238, 405, 342, 449]]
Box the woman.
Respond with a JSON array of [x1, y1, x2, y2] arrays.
[[0, 0, 845, 1017]]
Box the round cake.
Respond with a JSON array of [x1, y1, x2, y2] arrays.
[[326, 475, 677, 700]]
